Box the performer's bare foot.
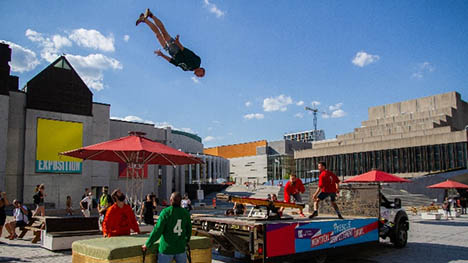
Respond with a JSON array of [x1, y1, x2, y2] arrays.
[[144, 8, 153, 19], [136, 13, 145, 26]]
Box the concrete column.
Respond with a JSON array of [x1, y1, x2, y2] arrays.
[[0, 95, 9, 191], [202, 156, 207, 184], [161, 166, 173, 201], [174, 166, 180, 193], [188, 164, 192, 184], [180, 165, 185, 195], [196, 164, 200, 184], [207, 157, 212, 183]]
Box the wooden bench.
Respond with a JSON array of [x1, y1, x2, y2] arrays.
[[41, 216, 101, 251], [18, 216, 45, 243]]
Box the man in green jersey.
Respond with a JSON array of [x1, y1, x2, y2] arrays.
[[142, 192, 191, 263]]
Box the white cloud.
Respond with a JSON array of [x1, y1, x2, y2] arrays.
[[296, 100, 304, 106], [412, 62, 435, 79], [204, 136, 215, 142], [322, 103, 347, 119], [245, 101, 252, 107], [52, 35, 72, 49], [244, 113, 264, 120], [111, 117, 196, 134], [0, 41, 40, 73], [26, 29, 69, 62], [66, 53, 123, 91], [294, 113, 304, 118], [352, 51, 380, 67], [69, 29, 115, 52], [203, 0, 225, 18], [191, 76, 200, 84], [123, 35, 130, 42], [329, 103, 343, 111], [207, 127, 213, 131], [311, 101, 321, 107], [263, 94, 293, 112], [111, 115, 155, 125]]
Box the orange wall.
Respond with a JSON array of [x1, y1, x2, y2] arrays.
[[204, 140, 267, 159]]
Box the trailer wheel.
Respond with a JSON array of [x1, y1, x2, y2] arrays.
[[391, 218, 408, 248], [313, 254, 327, 263]]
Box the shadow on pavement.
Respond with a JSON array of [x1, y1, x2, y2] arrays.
[[325, 241, 468, 263], [414, 220, 468, 227], [0, 257, 31, 262], [0, 243, 38, 248]]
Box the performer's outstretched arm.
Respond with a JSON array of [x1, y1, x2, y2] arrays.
[[154, 50, 172, 63]]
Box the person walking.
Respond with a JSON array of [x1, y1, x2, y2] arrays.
[[181, 194, 192, 212], [33, 184, 46, 216], [80, 192, 93, 217], [282, 174, 306, 217], [142, 192, 191, 263], [0, 191, 10, 238], [102, 189, 140, 237], [136, 8, 205, 78], [66, 196, 73, 216], [140, 194, 157, 225], [310, 161, 343, 219], [443, 197, 454, 220]]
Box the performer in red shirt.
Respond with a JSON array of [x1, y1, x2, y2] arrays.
[[310, 162, 343, 219], [102, 189, 140, 237], [282, 174, 306, 217]]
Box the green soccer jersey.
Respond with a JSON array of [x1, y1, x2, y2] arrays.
[[145, 206, 191, 254]]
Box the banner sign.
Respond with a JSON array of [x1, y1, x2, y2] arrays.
[[118, 163, 148, 178], [266, 218, 378, 258], [36, 118, 83, 173]]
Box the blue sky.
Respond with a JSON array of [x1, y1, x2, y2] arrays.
[[1, 0, 467, 148]]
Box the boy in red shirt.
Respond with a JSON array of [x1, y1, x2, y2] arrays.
[[102, 189, 140, 237], [282, 174, 306, 217], [310, 162, 343, 219]]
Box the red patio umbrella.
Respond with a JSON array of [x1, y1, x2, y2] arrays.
[[60, 131, 202, 166], [344, 170, 411, 183], [426, 180, 468, 189], [60, 131, 203, 206]]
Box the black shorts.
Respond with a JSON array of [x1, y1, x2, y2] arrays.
[[0, 215, 6, 225], [15, 220, 27, 228], [318, 192, 337, 202]]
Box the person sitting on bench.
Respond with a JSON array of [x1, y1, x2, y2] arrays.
[[5, 200, 29, 240]]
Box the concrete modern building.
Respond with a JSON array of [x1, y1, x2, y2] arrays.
[[205, 139, 312, 184], [295, 92, 468, 179], [284, 129, 325, 143], [0, 43, 228, 208]]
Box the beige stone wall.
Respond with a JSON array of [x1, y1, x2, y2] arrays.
[[295, 91, 467, 159], [309, 183, 380, 218]]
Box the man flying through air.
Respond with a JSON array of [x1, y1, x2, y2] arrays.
[[136, 8, 205, 78]]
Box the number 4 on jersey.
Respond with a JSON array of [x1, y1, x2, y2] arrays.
[[173, 219, 183, 236]]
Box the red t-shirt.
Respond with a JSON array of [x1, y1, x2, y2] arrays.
[[102, 203, 140, 237], [284, 178, 305, 202], [318, 170, 340, 193]]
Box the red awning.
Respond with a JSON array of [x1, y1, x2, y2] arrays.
[[344, 170, 411, 183]]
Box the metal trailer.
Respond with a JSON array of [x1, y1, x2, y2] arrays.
[[192, 184, 409, 263]]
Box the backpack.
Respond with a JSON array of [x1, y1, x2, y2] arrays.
[[33, 193, 40, 205], [20, 206, 32, 221]]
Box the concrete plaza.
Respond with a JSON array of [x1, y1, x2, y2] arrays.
[[1, 214, 468, 263]]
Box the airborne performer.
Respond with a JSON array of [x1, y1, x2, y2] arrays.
[[136, 8, 205, 78]]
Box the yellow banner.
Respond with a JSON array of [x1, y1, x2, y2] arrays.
[[36, 118, 83, 173]]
